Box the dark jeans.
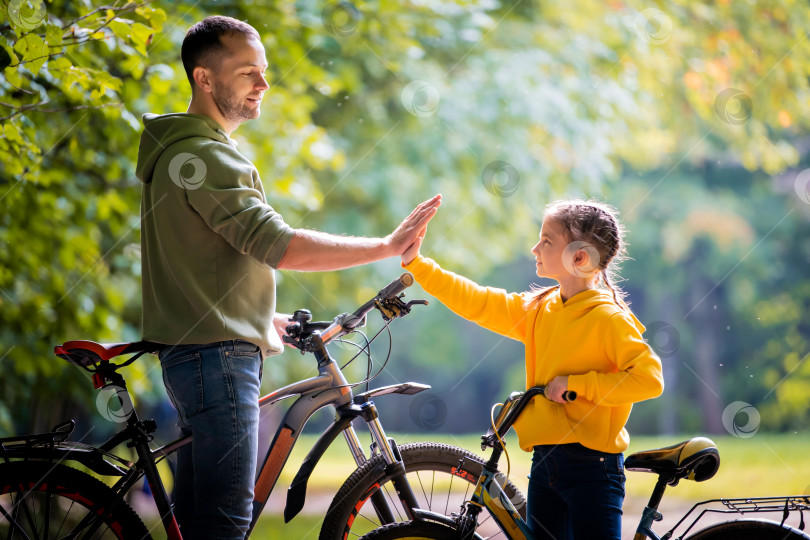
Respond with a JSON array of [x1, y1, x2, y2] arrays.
[[527, 443, 625, 540], [160, 340, 263, 540]]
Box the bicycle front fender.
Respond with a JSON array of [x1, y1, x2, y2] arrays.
[[283, 382, 430, 522], [284, 411, 357, 522]]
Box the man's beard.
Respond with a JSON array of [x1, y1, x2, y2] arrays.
[[211, 80, 259, 124]]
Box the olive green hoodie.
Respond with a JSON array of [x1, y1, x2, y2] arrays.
[[136, 113, 295, 356]]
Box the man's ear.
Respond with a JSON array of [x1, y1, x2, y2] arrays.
[[192, 66, 213, 94]]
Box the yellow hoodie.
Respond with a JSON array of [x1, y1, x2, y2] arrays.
[[404, 256, 664, 454]]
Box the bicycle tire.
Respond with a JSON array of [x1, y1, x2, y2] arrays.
[[319, 442, 525, 540], [0, 460, 151, 540], [357, 519, 481, 540], [685, 518, 810, 539]]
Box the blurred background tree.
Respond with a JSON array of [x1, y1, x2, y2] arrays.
[[0, 0, 807, 438]]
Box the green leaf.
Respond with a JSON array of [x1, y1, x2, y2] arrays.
[[130, 22, 154, 56], [109, 19, 132, 41], [47, 56, 71, 72], [3, 122, 25, 145], [136, 6, 167, 32], [14, 33, 47, 62], [45, 22, 63, 48], [10, 33, 48, 75], [3, 66, 24, 87]]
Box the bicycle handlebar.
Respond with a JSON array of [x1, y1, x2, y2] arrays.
[[343, 273, 414, 330], [283, 273, 420, 351], [482, 385, 576, 449]]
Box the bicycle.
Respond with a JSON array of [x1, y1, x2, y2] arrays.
[[0, 273, 525, 540], [357, 385, 810, 540]]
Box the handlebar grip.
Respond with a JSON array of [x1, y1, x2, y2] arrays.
[[376, 272, 414, 299], [562, 390, 577, 402]]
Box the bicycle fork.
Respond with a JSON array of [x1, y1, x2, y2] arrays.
[[346, 400, 420, 523]]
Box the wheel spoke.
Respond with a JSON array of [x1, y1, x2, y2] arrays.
[[19, 490, 40, 539], [445, 472, 455, 516]]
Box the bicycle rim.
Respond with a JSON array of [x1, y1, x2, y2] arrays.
[[320, 442, 525, 540], [684, 519, 810, 539]]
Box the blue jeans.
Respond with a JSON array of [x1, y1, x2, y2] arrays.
[[160, 340, 263, 540], [527, 443, 625, 540]]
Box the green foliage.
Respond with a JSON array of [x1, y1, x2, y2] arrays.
[[0, 0, 166, 433]]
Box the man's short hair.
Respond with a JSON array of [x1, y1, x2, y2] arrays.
[[181, 16, 260, 88]]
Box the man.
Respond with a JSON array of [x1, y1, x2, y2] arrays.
[[135, 15, 440, 539]]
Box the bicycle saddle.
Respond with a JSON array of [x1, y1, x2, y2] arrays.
[[625, 437, 720, 486], [55, 340, 164, 369]]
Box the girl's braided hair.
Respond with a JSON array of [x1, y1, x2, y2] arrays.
[[527, 200, 629, 309]]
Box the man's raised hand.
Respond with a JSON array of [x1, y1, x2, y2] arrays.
[[386, 194, 441, 257]]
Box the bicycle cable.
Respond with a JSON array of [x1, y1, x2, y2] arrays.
[[313, 318, 395, 398], [490, 402, 511, 483], [337, 329, 371, 371], [336, 330, 374, 394], [343, 319, 394, 389]]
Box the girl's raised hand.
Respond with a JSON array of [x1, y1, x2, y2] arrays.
[[401, 226, 426, 266]]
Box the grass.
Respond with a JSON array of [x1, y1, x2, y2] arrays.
[[278, 431, 810, 499]]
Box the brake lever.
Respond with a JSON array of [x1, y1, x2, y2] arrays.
[[282, 334, 303, 351], [375, 297, 429, 321]]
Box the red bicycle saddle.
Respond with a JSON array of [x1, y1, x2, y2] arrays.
[[55, 340, 164, 369]]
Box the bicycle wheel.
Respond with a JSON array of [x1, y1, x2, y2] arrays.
[[685, 519, 810, 539], [0, 461, 151, 540], [357, 519, 481, 540], [320, 442, 525, 540]]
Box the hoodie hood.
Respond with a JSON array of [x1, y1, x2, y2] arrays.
[[135, 113, 230, 184], [546, 287, 615, 312], [545, 287, 645, 331]]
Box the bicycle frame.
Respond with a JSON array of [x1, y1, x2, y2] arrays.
[[468, 461, 531, 539]]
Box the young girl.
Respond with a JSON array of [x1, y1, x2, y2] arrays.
[[401, 200, 664, 540]]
